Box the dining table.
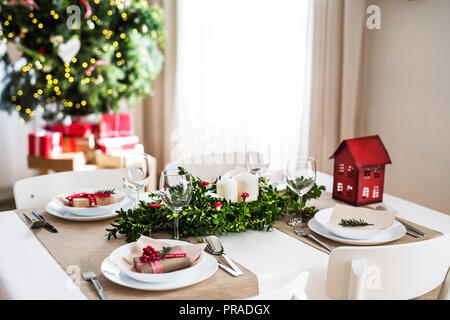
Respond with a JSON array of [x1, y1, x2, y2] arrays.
[[1, 172, 449, 300]]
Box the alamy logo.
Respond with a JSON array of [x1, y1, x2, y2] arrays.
[[66, 5, 81, 30], [366, 5, 381, 30]]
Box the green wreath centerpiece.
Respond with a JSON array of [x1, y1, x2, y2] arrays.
[[107, 167, 326, 242]]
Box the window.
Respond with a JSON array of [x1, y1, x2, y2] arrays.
[[175, 0, 314, 169], [338, 163, 344, 175], [364, 168, 371, 178], [346, 185, 353, 198], [373, 186, 380, 198], [362, 187, 369, 199], [348, 165, 354, 177], [337, 182, 343, 192], [374, 165, 381, 178]]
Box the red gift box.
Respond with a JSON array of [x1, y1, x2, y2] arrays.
[[28, 131, 63, 159], [97, 135, 139, 155], [97, 113, 132, 139], [62, 134, 95, 153], [52, 123, 94, 137]]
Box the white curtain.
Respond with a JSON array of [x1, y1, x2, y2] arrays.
[[0, 45, 37, 202], [173, 0, 313, 170]]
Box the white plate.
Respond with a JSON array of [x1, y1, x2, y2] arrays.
[[101, 251, 218, 291], [308, 217, 406, 245], [314, 207, 394, 239], [53, 191, 126, 216], [109, 240, 206, 283], [45, 197, 133, 222]]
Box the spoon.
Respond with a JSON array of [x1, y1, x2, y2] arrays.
[[205, 236, 243, 276]]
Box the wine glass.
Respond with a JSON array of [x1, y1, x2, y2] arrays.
[[121, 153, 152, 208], [159, 169, 193, 240], [245, 143, 271, 177], [285, 156, 316, 226]]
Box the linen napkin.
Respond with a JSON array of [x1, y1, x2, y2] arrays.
[[112, 236, 207, 274], [328, 204, 397, 230]]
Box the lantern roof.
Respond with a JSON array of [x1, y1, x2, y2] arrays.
[[329, 135, 392, 168]]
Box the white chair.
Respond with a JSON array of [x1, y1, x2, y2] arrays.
[[165, 152, 246, 181], [13, 169, 128, 209], [325, 236, 450, 299], [438, 267, 450, 300], [248, 271, 310, 300]]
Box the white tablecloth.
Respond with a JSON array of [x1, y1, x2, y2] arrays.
[[1, 172, 449, 299]]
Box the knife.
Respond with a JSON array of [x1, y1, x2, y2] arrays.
[[32, 211, 58, 233]]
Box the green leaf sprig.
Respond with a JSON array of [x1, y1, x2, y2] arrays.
[[339, 218, 374, 227], [107, 167, 326, 242]]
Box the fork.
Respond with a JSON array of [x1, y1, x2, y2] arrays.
[[294, 224, 332, 252], [80, 256, 108, 300]]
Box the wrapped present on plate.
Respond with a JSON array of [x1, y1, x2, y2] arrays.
[[51, 123, 94, 137], [96, 135, 139, 155], [97, 113, 132, 139], [28, 130, 63, 159], [64, 189, 116, 207]]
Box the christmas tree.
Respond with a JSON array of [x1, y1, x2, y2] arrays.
[[0, 0, 165, 122]]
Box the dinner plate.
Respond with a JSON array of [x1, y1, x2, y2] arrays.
[[101, 251, 218, 291], [53, 191, 126, 216], [308, 217, 406, 245], [109, 240, 207, 283], [45, 197, 133, 222], [314, 207, 394, 239]]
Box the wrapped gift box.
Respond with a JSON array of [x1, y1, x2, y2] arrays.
[[62, 134, 95, 153], [96, 135, 139, 155], [51, 123, 94, 137], [28, 131, 63, 159], [97, 113, 132, 139], [28, 152, 86, 173]]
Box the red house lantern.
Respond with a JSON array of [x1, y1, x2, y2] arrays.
[[329, 135, 392, 206]]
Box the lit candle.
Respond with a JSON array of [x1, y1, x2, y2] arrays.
[[216, 176, 238, 203], [236, 172, 259, 202]]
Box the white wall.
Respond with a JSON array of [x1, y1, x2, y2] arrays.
[[361, 0, 450, 214]]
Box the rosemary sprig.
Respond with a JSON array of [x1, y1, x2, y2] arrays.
[[159, 247, 172, 259], [339, 218, 374, 227], [94, 188, 116, 195]]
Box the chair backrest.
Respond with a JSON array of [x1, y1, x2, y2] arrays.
[[165, 152, 246, 181], [326, 236, 450, 299], [13, 169, 127, 209]]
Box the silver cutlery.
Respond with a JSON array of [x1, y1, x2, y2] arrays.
[[205, 235, 243, 276], [294, 223, 332, 252], [24, 213, 43, 229], [375, 205, 425, 236], [32, 211, 58, 233], [406, 229, 421, 238], [80, 256, 108, 300]]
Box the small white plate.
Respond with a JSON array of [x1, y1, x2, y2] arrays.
[[45, 197, 133, 222], [109, 240, 206, 283], [308, 217, 406, 245], [53, 191, 126, 216], [101, 251, 218, 291], [314, 207, 394, 239]]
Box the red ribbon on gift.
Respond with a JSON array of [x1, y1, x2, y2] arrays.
[[65, 192, 111, 206]]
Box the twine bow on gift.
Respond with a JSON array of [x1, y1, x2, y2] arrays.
[[65, 192, 111, 206]]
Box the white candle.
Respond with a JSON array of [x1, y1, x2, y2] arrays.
[[216, 176, 238, 203], [236, 172, 259, 202]]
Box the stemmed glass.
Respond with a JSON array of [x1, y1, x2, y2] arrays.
[[245, 143, 271, 177], [121, 153, 152, 208], [285, 156, 316, 226], [159, 169, 193, 240]]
